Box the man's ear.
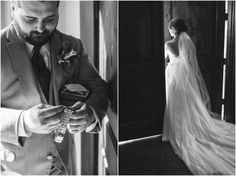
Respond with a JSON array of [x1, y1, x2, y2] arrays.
[[10, 2, 15, 18]]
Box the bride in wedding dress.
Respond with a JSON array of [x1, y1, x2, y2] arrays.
[[162, 18, 235, 175]]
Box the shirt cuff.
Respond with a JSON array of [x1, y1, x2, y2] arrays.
[[85, 105, 101, 133], [16, 111, 32, 137]]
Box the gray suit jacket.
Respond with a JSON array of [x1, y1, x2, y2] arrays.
[[0, 24, 109, 175]]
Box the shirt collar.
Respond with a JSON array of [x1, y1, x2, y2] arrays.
[[25, 42, 50, 57]]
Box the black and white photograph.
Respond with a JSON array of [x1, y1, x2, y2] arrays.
[[0, 0, 235, 175], [119, 1, 235, 175], [1, 0, 117, 175]]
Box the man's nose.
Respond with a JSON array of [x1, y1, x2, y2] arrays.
[[36, 21, 45, 33]]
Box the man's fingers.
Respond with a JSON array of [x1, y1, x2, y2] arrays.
[[47, 124, 60, 131], [70, 101, 85, 111], [70, 108, 89, 119], [41, 104, 52, 108], [68, 124, 85, 129], [36, 103, 45, 108], [40, 105, 64, 117], [35, 103, 52, 109], [68, 126, 86, 133], [68, 129, 80, 134], [69, 118, 87, 126], [70, 114, 87, 120], [45, 111, 64, 125]]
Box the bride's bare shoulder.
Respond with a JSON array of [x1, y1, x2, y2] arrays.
[[165, 40, 179, 57]]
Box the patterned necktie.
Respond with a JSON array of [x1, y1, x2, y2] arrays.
[[31, 46, 51, 102]]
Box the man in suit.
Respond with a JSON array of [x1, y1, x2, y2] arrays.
[[0, 1, 109, 175]]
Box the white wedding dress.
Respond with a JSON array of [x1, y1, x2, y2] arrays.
[[162, 32, 235, 175]]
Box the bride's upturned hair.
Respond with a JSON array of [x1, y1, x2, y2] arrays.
[[169, 18, 188, 34]]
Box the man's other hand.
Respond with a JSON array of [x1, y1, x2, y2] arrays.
[[68, 101, 95, 133]]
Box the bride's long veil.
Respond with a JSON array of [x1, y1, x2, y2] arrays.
[[178, 32, 212, 112], [163, 32, 235, 175]]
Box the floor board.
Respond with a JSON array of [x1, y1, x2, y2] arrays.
[[119, 135, 192, 175]]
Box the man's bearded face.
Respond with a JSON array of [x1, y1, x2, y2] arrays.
[[12, 1, 59, 46]]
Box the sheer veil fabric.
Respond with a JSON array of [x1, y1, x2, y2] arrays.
[[162, 32, 235, 175]]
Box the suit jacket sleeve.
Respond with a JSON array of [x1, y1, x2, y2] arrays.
[[74, 40, 109, 133], [0, 108, 25, 147]]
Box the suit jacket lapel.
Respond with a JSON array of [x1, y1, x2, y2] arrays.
[[6, 24, 42, 106], [50, 31, 64, 105]]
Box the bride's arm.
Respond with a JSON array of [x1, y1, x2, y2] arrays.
[[165, 43, 170, 68], [164, 43, 168, 59]]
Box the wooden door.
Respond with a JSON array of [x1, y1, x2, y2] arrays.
[[119, 1, 165, 141]]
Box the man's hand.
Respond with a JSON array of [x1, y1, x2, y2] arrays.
[[22, 104, 64, 134], [68, 101, 95, 133]]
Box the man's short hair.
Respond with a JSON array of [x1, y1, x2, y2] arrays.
[[11, 1, 60, 8]]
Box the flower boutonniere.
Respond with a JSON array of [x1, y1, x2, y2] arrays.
[[57, 40, 77, 67]]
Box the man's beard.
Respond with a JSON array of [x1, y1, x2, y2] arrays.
[[24, 30, 54, 46], [14, 21, 55, 46]]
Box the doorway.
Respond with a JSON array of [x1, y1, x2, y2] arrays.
[[119, 1, 165, 142]]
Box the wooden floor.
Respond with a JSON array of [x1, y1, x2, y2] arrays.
[[119, 135, 192, 175]]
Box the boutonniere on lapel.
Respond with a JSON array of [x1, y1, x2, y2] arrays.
[[57, 41, 77, 67]]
